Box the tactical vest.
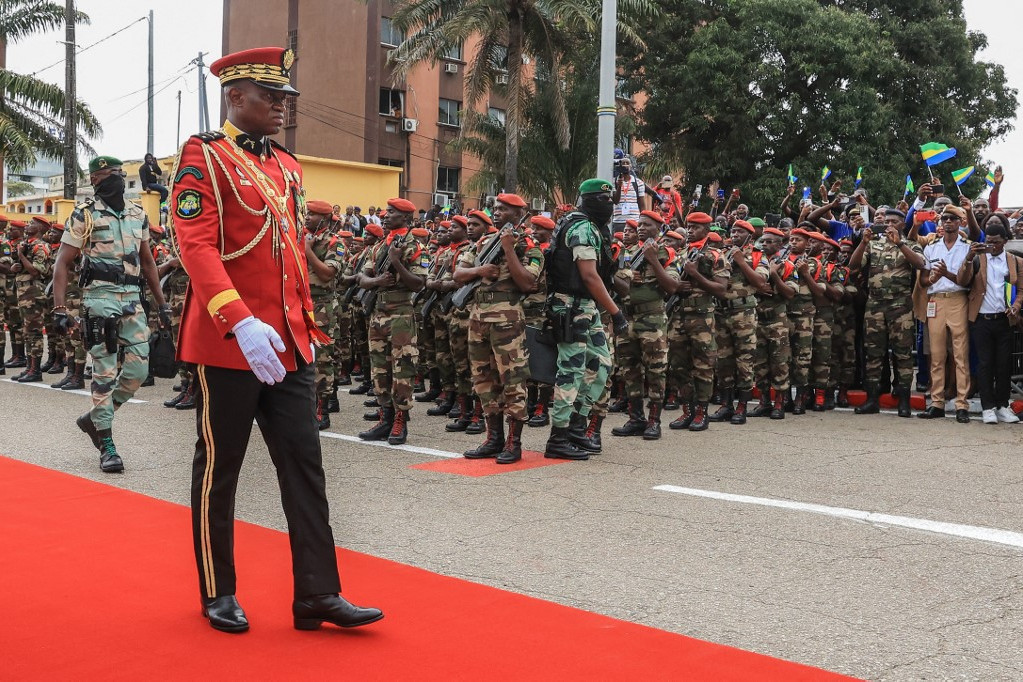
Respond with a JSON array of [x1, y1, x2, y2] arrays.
[[547, 211, 616, 298]]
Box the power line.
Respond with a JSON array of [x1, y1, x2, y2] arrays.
[[30, 16, 148, 78], [107, 73, 183, 124]]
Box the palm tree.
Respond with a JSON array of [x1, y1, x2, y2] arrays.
[[389, 0, 655, 192], [0, 1, 99, 173]]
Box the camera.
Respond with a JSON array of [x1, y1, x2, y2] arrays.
[[764, 213, 781, 228]]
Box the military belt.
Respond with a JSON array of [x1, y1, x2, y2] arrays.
[[475, 290, 521, 304], [756, 306, 785, 321], [722, 295, 758, 310], [377, 291, 413, 304], [678, 294, 714, 309], [626, 300, 665, 316], [85, 270, 142, 287]]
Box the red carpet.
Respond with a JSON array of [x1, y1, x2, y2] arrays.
[[411, 448, 569, 476], [0, 456, 855, 681]]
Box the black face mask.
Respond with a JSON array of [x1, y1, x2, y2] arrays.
[[95, 174, 126, 211], [580, 193, 614, 227]]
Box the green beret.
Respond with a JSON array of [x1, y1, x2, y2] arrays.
[[579, 178, 613, 195], [747, 217, 766, 228], [88, 156, 123, 173], [710, 226, 728, 234]]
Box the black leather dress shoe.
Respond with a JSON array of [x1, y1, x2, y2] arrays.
[[293, 594, 383, 630], [916, 406, 945, 419], [955, 409, 971, 423], [201, 595, 249, 633]]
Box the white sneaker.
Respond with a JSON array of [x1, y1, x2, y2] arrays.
[[996, 407, 1020, 423], [982, 409, 998, 424]]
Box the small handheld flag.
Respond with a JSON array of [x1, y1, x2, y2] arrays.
[[951, 166, 975, 186], [986, 170, 996, 189], [1005, 282, 1017, 308], [821, 166, 831, 182], [855, 166, 863, 188], [904, 175, 914, 196], [920, 142, 957, 166], [787, 164, 797, 185], [802, 186, 811, 202]]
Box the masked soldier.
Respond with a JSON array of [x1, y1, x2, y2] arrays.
[[52, 156, 171, 472], [303, 200, 344, 429]]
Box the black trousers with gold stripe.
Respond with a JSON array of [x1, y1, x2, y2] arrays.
[[191, 356, 342, 600]]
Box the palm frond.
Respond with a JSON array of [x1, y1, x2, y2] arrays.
[[0, 1, 89, 43]]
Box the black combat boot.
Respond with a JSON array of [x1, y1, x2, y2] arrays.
[[586, 415, 604, 451], [669, 402, 694, 430], [364, 396, 380, 408], [527, 398, 550, 427], [96, 428, 124, 474], [663, 388, 680, 411], [388, 409, 409, 444], [607, 381, 628, 413], [812, 388, 826, 412], [16, 356, 42, 382], [5, 342, 26, 368], [897, 384, 912, 418], [731, 391, 750, 425], [77, 412, 101, 449], [823, 387, 836, 410], [164, 378, 190, 407], [336, 370, 352, 386], [175, 381, 198, 410], [836, 386, 850, 408], [141, 373, 155, 387], [316, 397, 331, 431], [413, 374, 426, 393], [464, 397, 485, 435], [327, 387, 340, 413], [855, 382, 880, 414], [770, 391, 786, 420], [359, 407, 394, 441], [349, 380, 371, 395], [643, 402, 662, 440], [350, 361, 363, 381], [62, 363, 85, 390], [39, 348, 57, 373], [464, 414, 505, 459], [416, 368, 442, 402], [792, 387, 807, 415], [427, 390, 455, 416], [447, 393, 464, 420], [611, 398, 647, 437], [567, 412, 601, 453], [51, 360, 75, 389], [749, 386, 774, 418], [445, 395, 471, 432], [364, 406, 383, 421], [708, 389, 734, 422], [688, 402, 710, 431], [496, 418, 524, 464], [544, 425, 589, 460], [48, 355, 66, 375], [526, 384, 538, 416]]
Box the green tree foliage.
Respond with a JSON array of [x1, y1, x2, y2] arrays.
[[625, 0, 1017, 210], [388, 0, 655, 192], [0, 1, 100, 171], [5, 179, 35, 197], [453, 45, 638, 205]]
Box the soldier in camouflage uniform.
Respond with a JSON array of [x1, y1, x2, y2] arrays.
[[831, 239, 858, 407], [807, 233, 846, 410], [329, 228, 355, 400], [544, 179, 627, 460], [356, 198, 428, 444], [342, 231, 376, 395], [667, 212, 730, 431], [303, 200, 344, 429], [851, 210, 925, 416], [454, 194, 542, 464], [414, 222, 446, 404], [11, 217, 52, 382], [422, 217, 465, 418], [783, 227, 820, 414], [523, 215, 554, 428], [160, 245, 193, 406], [709, 219, 770, 425], [1, 217, 26, 370], [40, 222, 68, 377], [52, 156, 171, 473], [750, 228, 798, 418], [609, 211, 677, 440], [444, 212, 486, 433]]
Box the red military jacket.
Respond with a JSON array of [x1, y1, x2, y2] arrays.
[[171, 121, 323, 371]]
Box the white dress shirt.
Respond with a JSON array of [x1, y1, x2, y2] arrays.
[[980, 251, 1009, 314], [923, 237, 970, 294]]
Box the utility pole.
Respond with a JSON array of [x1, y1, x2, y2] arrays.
[[175, 90, 181, 148], [194, 52, 210, 131], [146, 9, 154, 155], [595, 0, 617, 183], [62, 0, 77, 200]]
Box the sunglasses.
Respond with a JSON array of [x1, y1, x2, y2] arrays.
[[940, 215, 961, 222]]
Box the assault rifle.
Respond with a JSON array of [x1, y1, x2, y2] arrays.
[[449, 223, 515, 310], [357, 231, 408, 315], [418, 256, 454, 318], [342, 249, 373, 306], [664, 239, 711, 318]]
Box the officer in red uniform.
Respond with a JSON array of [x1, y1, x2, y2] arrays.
[[171, 46, 382, 634]]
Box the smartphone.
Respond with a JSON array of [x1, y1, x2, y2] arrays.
[[717, 189, 725, 199], [931, 184, 945, 195], [917, 210, 937, 223], [765, 213, 781, 227]]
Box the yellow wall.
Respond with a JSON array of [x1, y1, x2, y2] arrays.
[[297, 155, 401, 211]]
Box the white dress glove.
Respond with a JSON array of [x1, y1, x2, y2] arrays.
[[232, 316, 287, 384]]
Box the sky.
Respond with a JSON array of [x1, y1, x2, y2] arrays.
[[4, 0, 1022, 204]]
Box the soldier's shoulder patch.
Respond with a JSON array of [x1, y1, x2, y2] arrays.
[[269, 139, 296, 159], [175, 189, 202, 220], [174, 165, 204, 183], [192, 131, 226, 144]]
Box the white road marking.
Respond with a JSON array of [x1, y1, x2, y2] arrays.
[[653, 484, 1023, 550], [319, 430, 460, 458], [2, 378, 146, 403]]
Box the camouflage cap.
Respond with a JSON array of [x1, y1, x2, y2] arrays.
[[88, 156, 123, 173], [579, 178, 613, 195]]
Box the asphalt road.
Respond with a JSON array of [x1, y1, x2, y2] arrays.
[[3, 366, 1022, 680]]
